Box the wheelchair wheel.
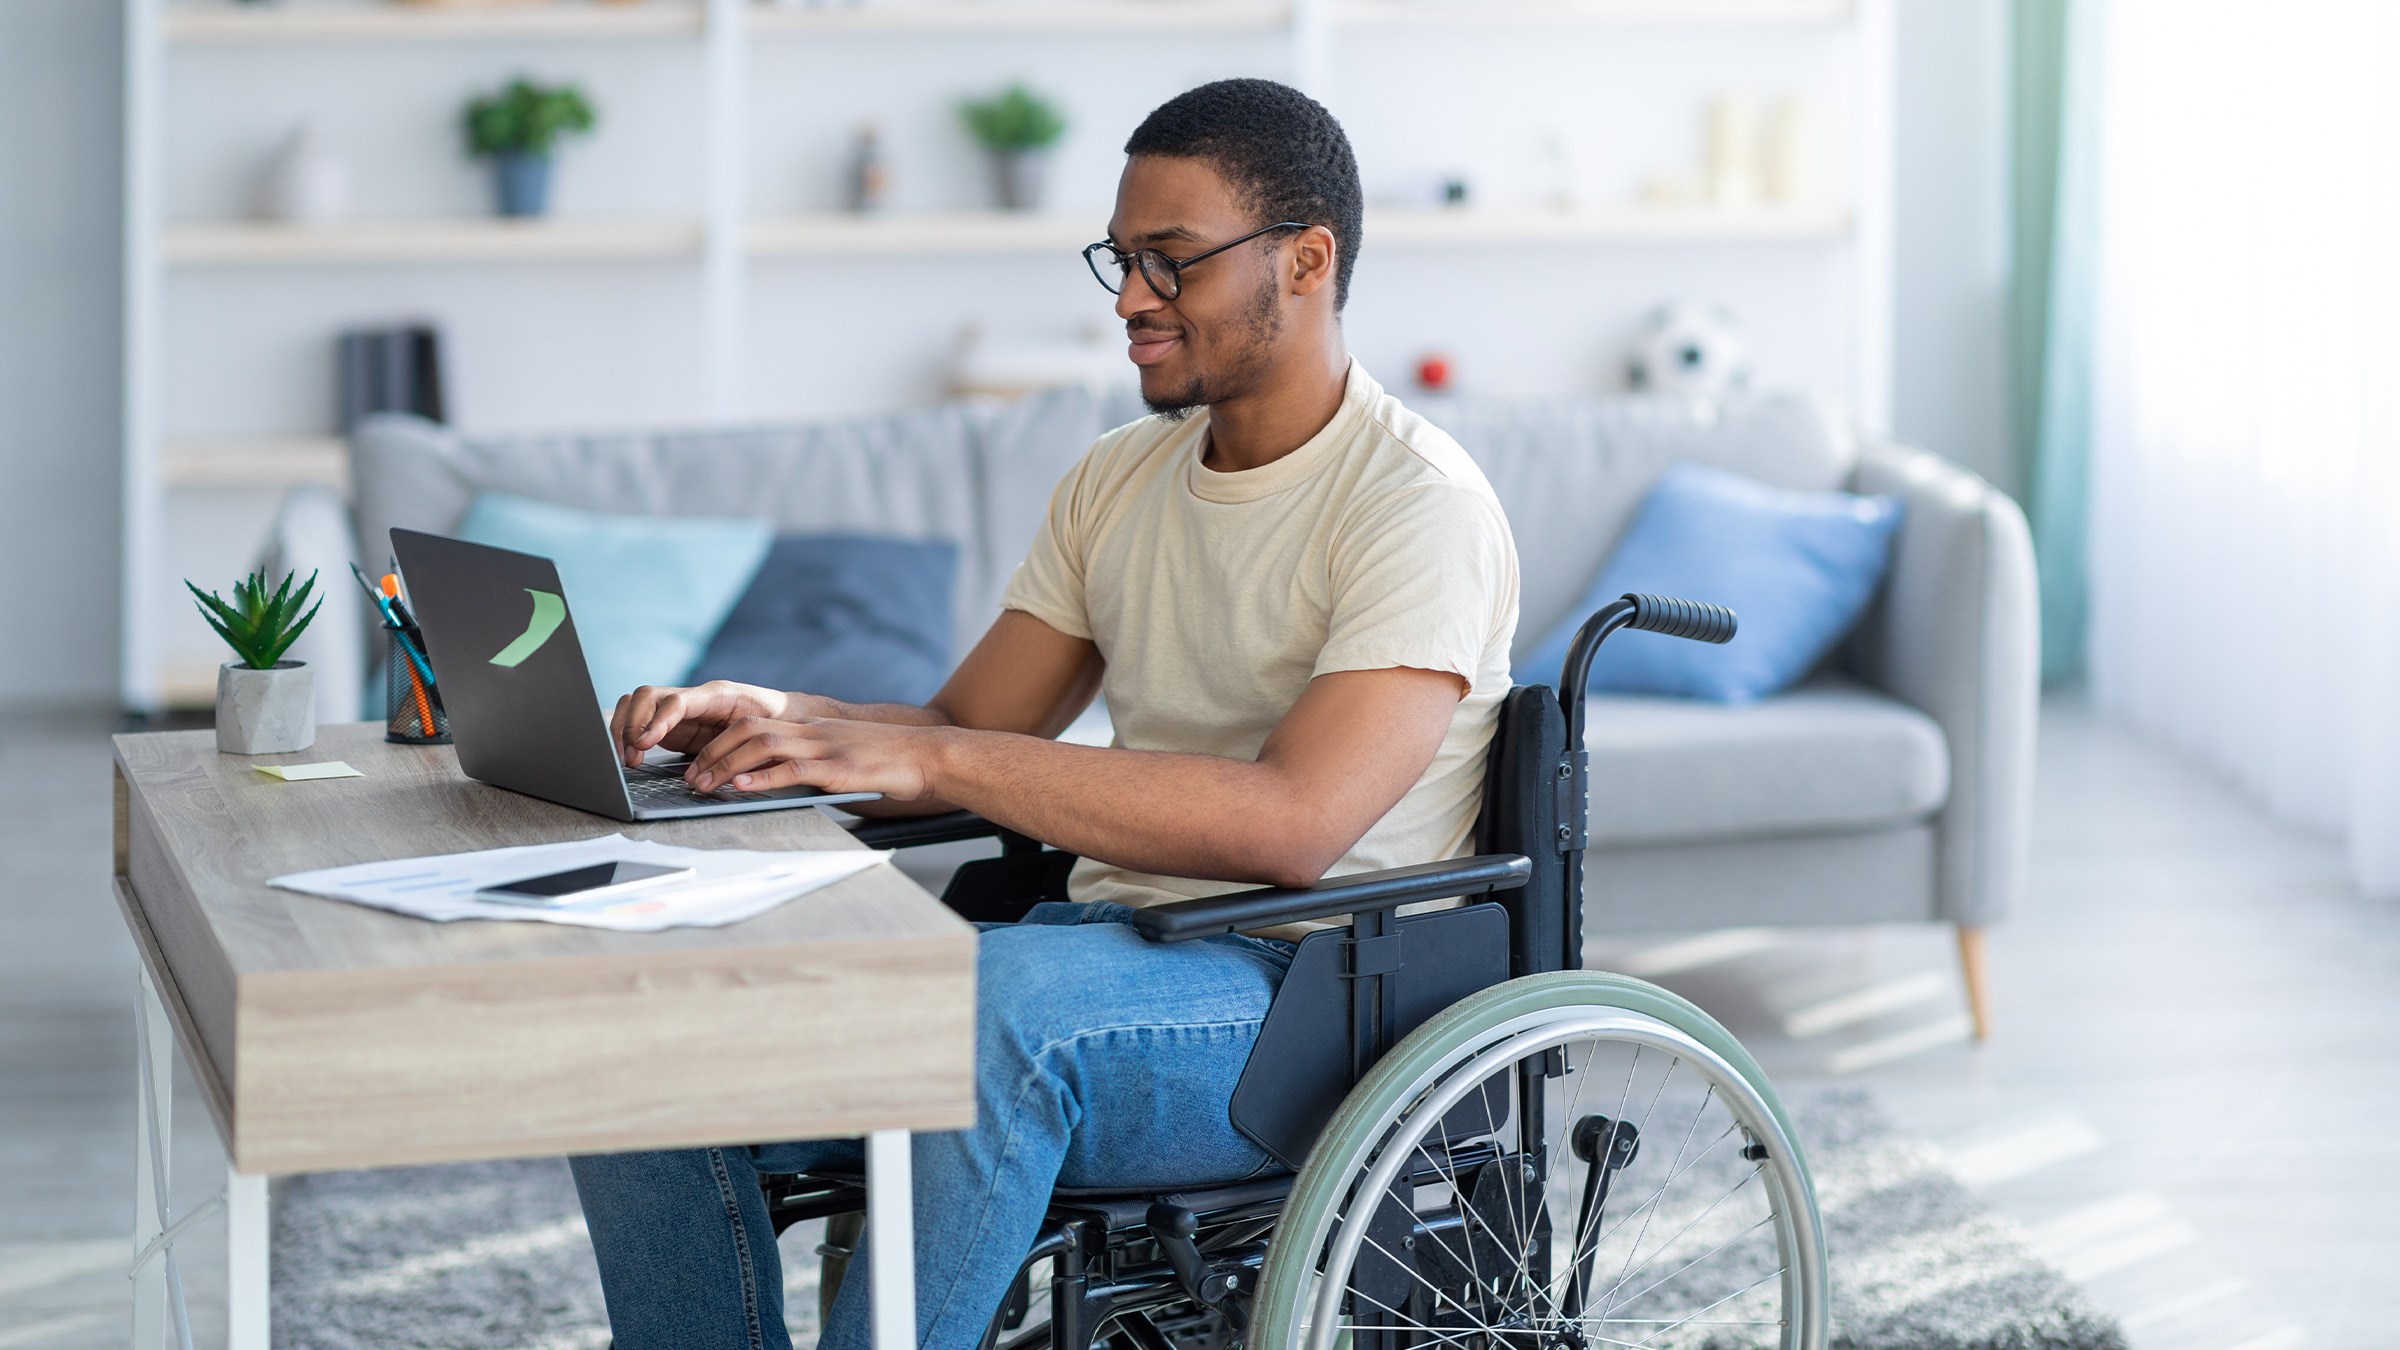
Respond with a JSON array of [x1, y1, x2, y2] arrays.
[[1246, 971, 1827, 1350]]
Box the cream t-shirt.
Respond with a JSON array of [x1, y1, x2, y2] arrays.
[[1001, 360, 1521, 927]]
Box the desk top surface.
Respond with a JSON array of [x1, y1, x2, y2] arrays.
[[114, 721, 967, 978]]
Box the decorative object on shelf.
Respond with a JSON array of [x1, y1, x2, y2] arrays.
[[1762, 95, 1810, 204], [189, 568, 323, 755], [844, 121, 889, 213], [1625, 300, 1752, 396], [337, 325, 447, 432], [462, 77, 597, 218], [960, 82, 1066, 212], [1414, 351, 1455, 393], [1439, 175, 1471, 208], [261, 125, 349, 222], [1706, 95, 1761, 207]]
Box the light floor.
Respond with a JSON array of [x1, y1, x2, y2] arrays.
[[1, 697, 2389, 1348]]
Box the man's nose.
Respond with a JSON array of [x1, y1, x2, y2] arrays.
[[1114, 266, 1165, 324]]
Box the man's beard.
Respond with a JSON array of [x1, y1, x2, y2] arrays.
[[1142, 274, 1284, 421]]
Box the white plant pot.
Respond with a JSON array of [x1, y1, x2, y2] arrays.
[[217, 661, 316, 756]]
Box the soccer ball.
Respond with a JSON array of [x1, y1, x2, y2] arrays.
[[1625, 301, 1753, 396]]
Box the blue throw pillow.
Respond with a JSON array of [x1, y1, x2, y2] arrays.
[[1518, 463, 1903, 703], [456, 493, 773, 707], [686, 534, 959, 708]]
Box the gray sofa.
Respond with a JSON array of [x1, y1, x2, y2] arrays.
[[271, 386, 2036, 1036]]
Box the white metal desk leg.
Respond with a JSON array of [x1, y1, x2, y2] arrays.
[[132, 968, 172, 1350], [226, 1169, 269, 1349], [864, 1129, 916, 1350]]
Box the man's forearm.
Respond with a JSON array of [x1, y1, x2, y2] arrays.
[[788, 693, 953, 728], [922, 728, 1330, 889]]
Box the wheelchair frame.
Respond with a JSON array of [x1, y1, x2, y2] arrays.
[[763, 595, 1752, 1350]]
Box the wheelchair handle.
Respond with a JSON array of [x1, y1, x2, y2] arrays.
[[1557, 593, 1737, 745]]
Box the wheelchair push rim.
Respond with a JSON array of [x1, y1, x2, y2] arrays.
[[1245, 971, 1828, 1350]]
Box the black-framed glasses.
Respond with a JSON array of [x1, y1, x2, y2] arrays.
[[1083, 221, 1312, 301]]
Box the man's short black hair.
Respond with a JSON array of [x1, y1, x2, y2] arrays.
[[1124, 79, 1364, 312]]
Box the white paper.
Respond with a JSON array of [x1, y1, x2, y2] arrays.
[[267, 833, 891, 932]]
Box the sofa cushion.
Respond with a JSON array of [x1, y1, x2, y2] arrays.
[[687, 533, 959, 707], [1425, 392, 1857, 660], [1583, 674, 1948, 845], [456, 493, 772, 707], [1519, 463, 1904, 702]]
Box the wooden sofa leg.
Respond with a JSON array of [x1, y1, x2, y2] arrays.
[[1956, 925, 1992, 1042]]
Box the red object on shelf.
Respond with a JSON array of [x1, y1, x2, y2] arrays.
[[1415, 353, 1454, 392]]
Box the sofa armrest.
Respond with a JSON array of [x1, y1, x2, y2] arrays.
[[1128, 855, 1534, 942], [258, 484, 371, 724], [1843, 441, 2039, 928]]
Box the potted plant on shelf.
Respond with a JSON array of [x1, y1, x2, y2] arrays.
[[188, 569, 322, 756], [960, 82, 1066, 212], [463, 77, 598, 218]]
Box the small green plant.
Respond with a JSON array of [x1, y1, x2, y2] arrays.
[[187, 569, 321, 671], [463, 77, 597, 159], [960, 82, 1066, 153]]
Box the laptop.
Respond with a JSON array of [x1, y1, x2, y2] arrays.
[[389, 528, 879, 821]]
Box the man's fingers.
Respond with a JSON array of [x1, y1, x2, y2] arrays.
[[635, 690, 687, 752], [687, 721, 828, 791]]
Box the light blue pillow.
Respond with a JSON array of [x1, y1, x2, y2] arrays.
[[456, 493, 773, 707], [1518, 463, 1903, 703]]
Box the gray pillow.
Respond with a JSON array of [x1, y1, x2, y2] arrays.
[[685, 534, 958, 707]]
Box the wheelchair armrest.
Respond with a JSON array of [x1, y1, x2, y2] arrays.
[[1127, 854, 1533, 943], [843, 810, 1002, 850]]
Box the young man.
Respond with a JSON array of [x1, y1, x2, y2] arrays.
[[571, 78, 1519, 1350]]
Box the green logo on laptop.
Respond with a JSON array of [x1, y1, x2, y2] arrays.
[[489, 589, 565, 667]]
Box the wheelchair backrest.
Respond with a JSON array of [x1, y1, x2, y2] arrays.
[[1477, 684, 1580, 979]]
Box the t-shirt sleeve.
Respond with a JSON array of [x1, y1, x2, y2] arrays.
[[1314, 482, 1518, 687], [999, 446, 1097, 641]]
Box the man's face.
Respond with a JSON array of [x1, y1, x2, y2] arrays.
[[1105, 155, 1287, 419]]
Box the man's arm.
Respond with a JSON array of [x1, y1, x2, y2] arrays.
[[680, 663, 1465, 890], [612, 609, 1101, 758]]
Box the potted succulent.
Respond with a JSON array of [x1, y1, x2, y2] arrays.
[[960, 83, 1066, 211], [462, 77, 597, 218], [188, 569, 322, 756]]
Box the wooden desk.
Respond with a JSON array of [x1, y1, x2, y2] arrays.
[[113, 722, 977, 1350]]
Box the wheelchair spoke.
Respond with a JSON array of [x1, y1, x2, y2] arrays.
[[1567, 1120, 1739, 1283], [1597, 1213, 1776, 1328], [1471, 1063, 1553, 1320], [1594, 1083, 1715, 1324], [1621, 1263, 1787, 1349], [1593, 1162, 1766, 1316], [1406, 1137, 1493, 1305]]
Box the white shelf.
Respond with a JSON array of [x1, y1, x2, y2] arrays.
[[1369, 204, 1853, 246], [1334, 0, 1850, 26], [163, 436, 349, 490], [750, 211, 1095, 255], [748, 205, 1848, 255], [164, 2, 706, 43], [163, 217, 707, 265], [749, 0, 1291, 35]]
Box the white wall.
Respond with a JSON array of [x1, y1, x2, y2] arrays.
[[0, 1, 123, 707], [1891, 0, 2014, 493], [0, 0, 2015, 710]]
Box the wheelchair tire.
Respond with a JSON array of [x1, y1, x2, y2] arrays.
[[1244, 970, 1828, 1350]]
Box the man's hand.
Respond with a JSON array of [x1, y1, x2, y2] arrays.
[[681, 715, 942, 802], [610, 680, 790, 769]]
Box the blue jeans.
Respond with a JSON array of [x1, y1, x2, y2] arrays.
[[570, 901, 1296, 1350]]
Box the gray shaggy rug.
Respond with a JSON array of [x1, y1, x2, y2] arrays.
[[266, 1088, 2123, 1349]]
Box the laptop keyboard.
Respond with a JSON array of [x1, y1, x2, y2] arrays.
[[624, 763, 773, 805]]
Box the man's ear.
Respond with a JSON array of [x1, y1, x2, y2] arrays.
[[1287, 224, 1338, 299]]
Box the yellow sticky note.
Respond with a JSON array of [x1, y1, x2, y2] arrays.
[[255, 761, 364, 782]]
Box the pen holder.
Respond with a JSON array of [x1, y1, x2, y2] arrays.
[[385, 628, 451, 745]]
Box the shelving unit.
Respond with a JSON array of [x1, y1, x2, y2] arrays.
[[749, 0, 1291, 35], [124, 0, 1892, 708], [162, 217, 708, 265], [165, 1, 705, 42]]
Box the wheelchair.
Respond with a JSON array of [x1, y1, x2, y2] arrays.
[[769, 594, 1829, 1350]]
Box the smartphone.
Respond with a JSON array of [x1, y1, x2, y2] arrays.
[[475, 861, 695, 907]]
